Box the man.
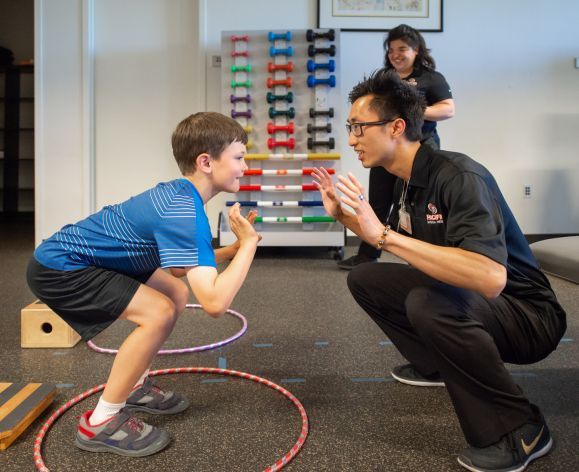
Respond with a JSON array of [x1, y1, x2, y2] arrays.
[[312, 70, 566, 472]]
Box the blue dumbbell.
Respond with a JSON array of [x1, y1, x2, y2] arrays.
[[268, 31, 292, 42], [270, 46, 294, 57], [269, 107, 296, 119], [307, 75, 336, 88], [307, 59, 336, 73]]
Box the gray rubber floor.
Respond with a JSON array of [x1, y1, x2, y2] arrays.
[[1, 221, 578, 471]]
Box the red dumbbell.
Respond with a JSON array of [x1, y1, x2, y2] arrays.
[[231, 50, 249, 57], [230, 35, 249, 42], [267, 61, 294, 73], [267, 122, 295, 134], [267, 77, 292, 88], [267, 137, 296, 150]]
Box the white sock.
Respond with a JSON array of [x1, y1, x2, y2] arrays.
[[90, 397, 126, 425], [133, 369, 150, 390]]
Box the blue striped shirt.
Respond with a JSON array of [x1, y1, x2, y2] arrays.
[[34, 179, 215, 274]]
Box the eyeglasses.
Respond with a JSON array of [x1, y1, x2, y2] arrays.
[[345, 119, 395, 137]]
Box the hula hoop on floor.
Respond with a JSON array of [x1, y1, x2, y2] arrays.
[[86, 304, 248, 355], [33, 367, 309, 472]]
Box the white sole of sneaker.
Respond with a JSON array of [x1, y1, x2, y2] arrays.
[[456, 436, 553, 472], [390, 370, 445, 387]]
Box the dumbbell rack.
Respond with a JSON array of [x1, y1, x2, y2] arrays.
[[220, 29, 344, 257]]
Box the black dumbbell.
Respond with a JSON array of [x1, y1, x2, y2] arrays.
[[307, 123, 332, 134], [306, 29, 336, 42], [308, 44, 336, 57], [309, 108, 334, 118], [307, 137, 335, 150]]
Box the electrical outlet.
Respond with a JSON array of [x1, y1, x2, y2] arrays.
[[523, 185, 532, 199], [212, 55, 222, 67]]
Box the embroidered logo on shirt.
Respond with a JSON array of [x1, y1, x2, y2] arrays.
[[426, 202, 444, 224]]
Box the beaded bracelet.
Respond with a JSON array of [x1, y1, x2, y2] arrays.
[[376, 225, 391, 250]]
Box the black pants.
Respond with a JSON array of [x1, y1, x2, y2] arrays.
[[347, 262, 566, 447], [359, 135, 439, 259]]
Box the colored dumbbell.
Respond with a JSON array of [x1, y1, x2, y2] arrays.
[[231, 79, 251, 88], [231, 64, 252, 73], [242, 124, 253, 133], [307, 75, 336, 88], [267, 77, 292, 88], [268, 31, 292, 42], [308, 44, 336, 57], [269, 107, 296, 119], [268, 61, 294, 73], [306, 29, 336, 42], [266, 91, 294, 103], [307, 123, 332, 134], [309, 108, 334, 118], [246, 140, 254, 150], [231, 109, 252, 119], [270, 46, 294, 57], [307, 59, 335, 73], [307, 137, 335, 149], [231, 50, 249, 58], [268, 137, 296, 150], [267, 122, 295, 134], [231, 35, 249, 42], [230, 94, 251, 104]]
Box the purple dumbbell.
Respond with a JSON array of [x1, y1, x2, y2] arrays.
[[307, 59, 335, 73], [307, 75, 336, 88], [231, 109, 252, 119], [230, 94, 251, 104]]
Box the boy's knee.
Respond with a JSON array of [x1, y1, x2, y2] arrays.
[[149, 297, 179, 331]]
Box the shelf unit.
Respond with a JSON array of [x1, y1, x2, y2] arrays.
[[0, 64, 34, 217]]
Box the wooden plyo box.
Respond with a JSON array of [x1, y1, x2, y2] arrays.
[[0, 383, 56, 450], [21, 301, 81, 348]]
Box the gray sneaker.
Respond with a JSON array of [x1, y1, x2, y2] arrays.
[[125, 377, 189, 415], [75, 408, 170, 457]]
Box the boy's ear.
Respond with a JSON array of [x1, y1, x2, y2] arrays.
[[195, 153, 212, 174]]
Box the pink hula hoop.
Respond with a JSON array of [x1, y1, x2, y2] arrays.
[[87, 304, 248, 355], [34, 367, 309, 472]]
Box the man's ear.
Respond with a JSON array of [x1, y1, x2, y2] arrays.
[[391, 118, 407, 138], [196, 153, 212, 174]]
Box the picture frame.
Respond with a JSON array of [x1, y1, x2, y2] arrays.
[[317, 0, 443, 32]]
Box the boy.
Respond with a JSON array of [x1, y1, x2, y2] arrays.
[[27, 112, 260, 457], [312, 70, 566, 471]]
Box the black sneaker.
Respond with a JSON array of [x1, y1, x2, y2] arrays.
[[391, 364, 445, 387], [457, 409, 552, 472], [337, 254, 377, 270]]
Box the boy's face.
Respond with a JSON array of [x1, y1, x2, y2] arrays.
[[347, 95, 394, 168], [211, 141, 248, 193]]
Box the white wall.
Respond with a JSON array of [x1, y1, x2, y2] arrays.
[[35, 0, 579, 243]]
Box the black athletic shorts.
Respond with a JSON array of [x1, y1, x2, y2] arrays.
[[26, 257, 156, 341]]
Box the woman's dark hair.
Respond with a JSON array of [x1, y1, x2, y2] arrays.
[[349, 69, 426, 142], [383, 24, 436, 71]]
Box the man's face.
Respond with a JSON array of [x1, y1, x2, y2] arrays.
[[211, 141, 248, 193], [347, 95, 393, 168]]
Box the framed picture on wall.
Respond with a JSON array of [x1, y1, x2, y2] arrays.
[[317, 0, 443, 32]]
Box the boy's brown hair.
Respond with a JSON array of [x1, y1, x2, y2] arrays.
[[172, 112, 248, 175]]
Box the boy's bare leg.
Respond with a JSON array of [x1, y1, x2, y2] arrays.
[[102, 270, 189, 403]]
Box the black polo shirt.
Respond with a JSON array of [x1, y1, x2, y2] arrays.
[[387, 145, 566, 319], [402, 68, 452, 141]]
